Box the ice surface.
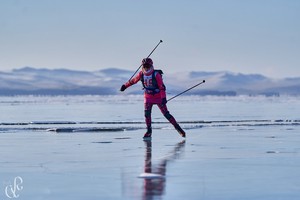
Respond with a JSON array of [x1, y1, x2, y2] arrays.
[[0, 95, 300, 199]]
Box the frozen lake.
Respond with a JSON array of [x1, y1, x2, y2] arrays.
[[0, 95, 300, 199]]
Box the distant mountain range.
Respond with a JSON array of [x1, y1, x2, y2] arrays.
[[0, 67, 299, 96]]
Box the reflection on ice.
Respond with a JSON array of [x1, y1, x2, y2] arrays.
[[139, 140, 185, 199]]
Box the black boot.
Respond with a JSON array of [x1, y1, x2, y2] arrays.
[[143, 127, 152, 139], [174, 124, 186, 138]]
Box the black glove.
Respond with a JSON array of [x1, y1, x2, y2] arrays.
[[120, 85, 126, 92], [162, 98, 167, 105]]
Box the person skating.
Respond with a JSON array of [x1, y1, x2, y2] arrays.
[[120, 58, 185, 139]]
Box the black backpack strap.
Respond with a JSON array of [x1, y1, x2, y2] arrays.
[[155, 69, 163, 75]]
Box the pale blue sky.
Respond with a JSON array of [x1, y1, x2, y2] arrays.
[[1, 0, 299, 78]]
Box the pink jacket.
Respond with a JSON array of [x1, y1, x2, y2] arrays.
[[125, 69, 166, 104]]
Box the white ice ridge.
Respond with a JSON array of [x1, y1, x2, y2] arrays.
[[138, 173, 165, 179]]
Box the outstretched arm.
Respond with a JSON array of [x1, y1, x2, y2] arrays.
[[120, 71, 142, 91]]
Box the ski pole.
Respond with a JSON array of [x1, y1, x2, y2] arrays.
[[128, 40, 163, 82], [167, 80, 206, 102]]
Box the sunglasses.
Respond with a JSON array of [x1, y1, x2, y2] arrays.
[[143, 64, 152, 68]]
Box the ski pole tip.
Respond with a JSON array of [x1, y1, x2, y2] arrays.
[[203, 80, 206, 83], [160, 40, 163, 43]]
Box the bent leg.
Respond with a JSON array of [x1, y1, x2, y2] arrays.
[[157, 103, 186, 137], [157, 103, 178, 125]]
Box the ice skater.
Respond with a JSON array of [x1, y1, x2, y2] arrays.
[[120, 58, 186, 139]]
